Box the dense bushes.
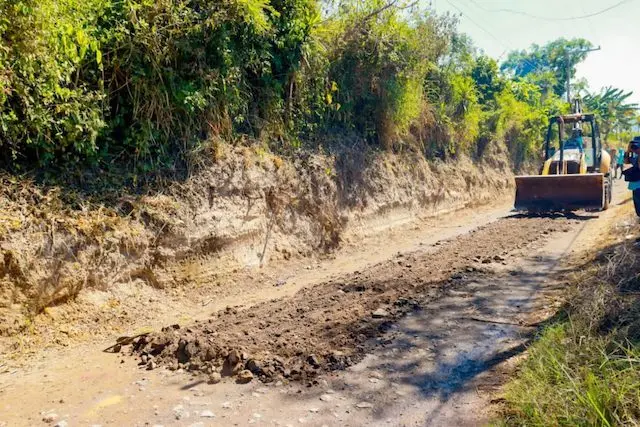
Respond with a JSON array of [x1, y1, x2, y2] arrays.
[[0, 0, 105, 164], [0, 0, 321, 167], [0, 0, 563, 172]]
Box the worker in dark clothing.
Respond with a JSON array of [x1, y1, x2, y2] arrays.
[[623, 137, 640, 217]]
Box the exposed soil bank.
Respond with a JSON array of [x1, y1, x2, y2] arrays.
[[0, 143, 512, 338]]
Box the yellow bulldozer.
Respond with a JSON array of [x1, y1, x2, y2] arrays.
[[514, 112, 612, 212]]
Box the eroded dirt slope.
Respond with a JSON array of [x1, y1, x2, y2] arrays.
[[1, 144, 511, 340]]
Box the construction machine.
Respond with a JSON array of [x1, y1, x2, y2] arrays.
[[514, 112, 612, 212]]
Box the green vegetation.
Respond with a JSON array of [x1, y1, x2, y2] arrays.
[[584, 87, 639, 143], [0, 0, 580, 178], [501, 38, 593, 98], [500, 236, 640, 426]]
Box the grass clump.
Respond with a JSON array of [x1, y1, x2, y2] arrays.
[[503, 323, 640, 426], [500, 232, 640, 426]]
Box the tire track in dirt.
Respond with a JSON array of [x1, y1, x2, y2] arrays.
[[121, 215, 582, 384]]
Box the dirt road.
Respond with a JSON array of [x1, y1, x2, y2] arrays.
[[0, 181, 632, 426]]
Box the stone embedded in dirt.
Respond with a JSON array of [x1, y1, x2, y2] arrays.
[[372, 308, 389, 318], [319, 394, 333, 402], [208, 372, 222, 384], [221, 402, 231, 409], [355, 401, 374, 409], [236, 370, 254, 384], [199, 410, 215, 418], [146, 360, 157, 370], [53, 421, 68, 427]]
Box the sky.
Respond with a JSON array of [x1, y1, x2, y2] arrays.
[[429, 0, 640, 104]]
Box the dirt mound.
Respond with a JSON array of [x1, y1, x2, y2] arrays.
[[121, 216, 577, 383]]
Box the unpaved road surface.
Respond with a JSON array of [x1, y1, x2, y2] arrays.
[[0, 182, 631, 426]]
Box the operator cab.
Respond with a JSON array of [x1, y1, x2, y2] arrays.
[[544, 114, 601, 175]]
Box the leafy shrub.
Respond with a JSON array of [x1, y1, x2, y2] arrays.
[[0, 0, 104, 165], [0, 0, 569, 173]]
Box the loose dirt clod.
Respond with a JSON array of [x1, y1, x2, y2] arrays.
[[42, 413, 58, 423], [208, 373, 221, 384], [236, 370, 254, 384]]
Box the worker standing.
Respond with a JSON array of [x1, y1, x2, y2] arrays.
[[617, 146, 625, 179], [610, 148, 619, 177], [623, 137, 640, 216]]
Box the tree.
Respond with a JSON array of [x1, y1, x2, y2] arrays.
[[471, 55, 504, 105], [583, 87, 638, 142], [501, 38, 593, 98]]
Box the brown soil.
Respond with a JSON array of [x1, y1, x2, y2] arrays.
[[123, 215, 577, 384], [1, 144, 512, 358]]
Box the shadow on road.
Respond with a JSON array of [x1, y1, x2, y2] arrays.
[[278, 251, 578, 425]]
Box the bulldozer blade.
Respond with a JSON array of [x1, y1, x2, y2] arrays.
[[514, 173, 604, 212]]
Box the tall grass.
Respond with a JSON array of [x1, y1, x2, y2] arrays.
[[503, 323, 640, 426], [500, 236, 640, 426]]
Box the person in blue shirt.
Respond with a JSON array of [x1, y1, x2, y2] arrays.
[[617, 147, 625, 179], [563, 128, 584, 151], [624, 137, 640, 216]]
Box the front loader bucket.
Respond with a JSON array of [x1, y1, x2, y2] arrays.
[[514, 173, 604, 212]]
